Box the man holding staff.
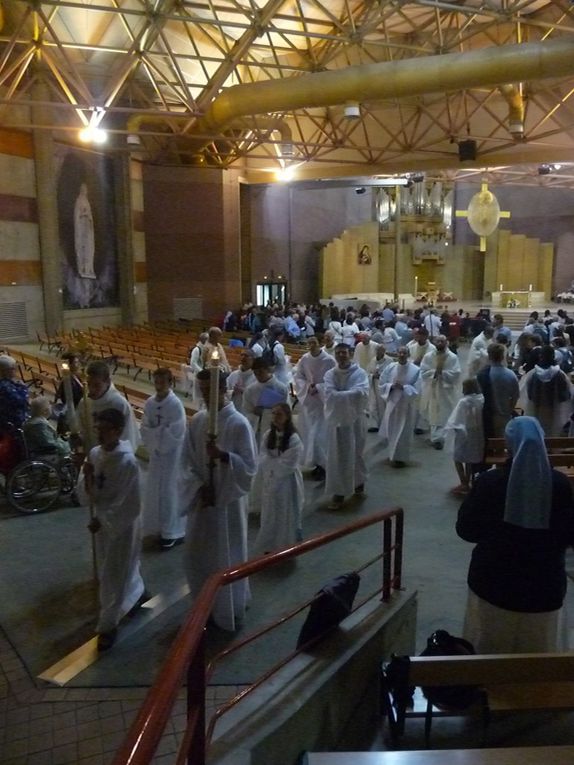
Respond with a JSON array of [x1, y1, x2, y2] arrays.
[[181, 367, 257, 631]]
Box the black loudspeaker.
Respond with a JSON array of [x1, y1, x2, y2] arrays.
[[458, 139, 477, 162]]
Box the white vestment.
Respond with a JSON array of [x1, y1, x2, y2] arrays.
[[420, 348, 462, 435], [324, 363, 369, 497], [467, 332, 492, 378], [180, 404, 257, 631], [444, 393, 485, 464], [253, 431, 305, 555], [77, 441, 144, 633], [242, 377, 290, 447], [76, 383, 141, 453], [367, 355, 394, 427], [353, 342, 380, 372], [140, 390, 187, 539], [227, 368, 256, 414], [293, 349, 336, 468], [379, 361, 421, 461]]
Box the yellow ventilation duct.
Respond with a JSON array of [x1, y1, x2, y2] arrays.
[[188, 38, 573, 155]]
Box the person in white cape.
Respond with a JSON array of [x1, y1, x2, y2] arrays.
[[466, 326, 494, 378], [293, 336, 336, 480], [420, 335, 462, 450], [77, 409, 146, 652], [180, 370, 257, 631], [140, 368, 187, 549], [253, 404, 304, 555], [379, 347, 421, 467], [324, 343, 369, 509]]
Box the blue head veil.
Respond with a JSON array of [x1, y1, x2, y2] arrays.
[[504, 416, 552, 529]]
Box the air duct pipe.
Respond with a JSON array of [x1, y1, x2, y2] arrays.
[[188, 38, 574, 155]]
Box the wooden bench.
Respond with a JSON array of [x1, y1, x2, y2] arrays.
[[304, 746, 574, 764], [485, 437, 574, 468], [381, 652, 574, 748]]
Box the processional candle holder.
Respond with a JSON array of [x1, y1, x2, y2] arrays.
[[206, 349, 220, 505]]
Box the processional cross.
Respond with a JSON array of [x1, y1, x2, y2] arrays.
[[455, 181, 511, 252]]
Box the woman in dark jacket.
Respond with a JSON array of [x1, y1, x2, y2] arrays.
[[456, 415, 574, 653]]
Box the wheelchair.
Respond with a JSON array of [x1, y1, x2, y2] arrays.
[[0, 424, 78, 514]]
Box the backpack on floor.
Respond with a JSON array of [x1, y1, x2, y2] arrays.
[[420, 629, 481, 710]]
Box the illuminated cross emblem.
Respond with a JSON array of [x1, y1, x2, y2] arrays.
[[455, 181, 511, 252]]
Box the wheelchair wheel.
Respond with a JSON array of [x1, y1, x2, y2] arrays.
[[7, 460, 62, 514], [59, 459, 78, 494]]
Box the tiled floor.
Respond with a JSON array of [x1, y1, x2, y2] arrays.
[[0, 628, 246, 764]]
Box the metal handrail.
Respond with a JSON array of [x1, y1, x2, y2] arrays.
[[112, 507, 404, 765]]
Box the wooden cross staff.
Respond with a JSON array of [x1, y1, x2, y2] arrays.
[[455, 181, 511, 252]]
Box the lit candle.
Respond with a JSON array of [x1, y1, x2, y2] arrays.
[[61, 361, 79, 434], [529, 284, 533, 291], [499, 283, 503, 291], [207, 349, 220, 438], [414, 275, 418, 295]]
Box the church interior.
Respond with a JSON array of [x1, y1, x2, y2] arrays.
[[2, 0, 574, 763]]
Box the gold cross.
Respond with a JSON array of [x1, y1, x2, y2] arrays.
[[455, 181, 511, 252]]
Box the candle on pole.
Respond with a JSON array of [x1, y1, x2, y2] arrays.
[[207, 349, 220, 438], [414, 275, 419, 296], [60, 361, 79, 435]]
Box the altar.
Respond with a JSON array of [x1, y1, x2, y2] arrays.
[[492, 290, 546, 308]]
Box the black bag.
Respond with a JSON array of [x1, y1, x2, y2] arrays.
[[420, 630, 481, 710], [261, 341, 277, 367], [296, 572, 360, 650]]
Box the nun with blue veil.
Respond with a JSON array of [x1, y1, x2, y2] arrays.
[[456, 416, 574, 653]]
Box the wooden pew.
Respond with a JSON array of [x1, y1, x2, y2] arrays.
[[485, 437, 574, 468], [381, 652, 574, 748]]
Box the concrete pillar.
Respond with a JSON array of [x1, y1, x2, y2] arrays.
[[114, 154, 136, 325], [32, 84, 63, 334]]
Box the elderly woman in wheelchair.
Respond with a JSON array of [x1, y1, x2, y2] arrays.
[[0, 397, 77, 514]]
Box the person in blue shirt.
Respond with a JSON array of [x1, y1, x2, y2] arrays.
[[0, 355, 29, 432]]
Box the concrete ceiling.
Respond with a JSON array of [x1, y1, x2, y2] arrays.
[[1, 0, 574, 185]]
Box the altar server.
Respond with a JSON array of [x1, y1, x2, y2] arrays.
[[78, 409, 146, 651], [293, 336, 336, 479], [141, 368, 187, 549], [181, 370, 257, 631], [324, 343, 369, 509]]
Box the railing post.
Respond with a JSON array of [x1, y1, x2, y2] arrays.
[[394, 511, 403, 591], [187, 628, 206, 765], [382, 517, 392, 602]]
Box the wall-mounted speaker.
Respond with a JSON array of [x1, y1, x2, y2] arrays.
[[458, 139, 477, 162]]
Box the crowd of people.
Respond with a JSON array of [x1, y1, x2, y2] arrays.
[[2, 298, 574, 654]]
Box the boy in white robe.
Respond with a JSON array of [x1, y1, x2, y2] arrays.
[[293, 337, 336, 479], [141, 368, 187, 549], [324, 343, 369, 509], [75, 360, 140, 453], [78, 409, 146, 651], [181, 370, 257, 631], [444, 379, 485, 495], [379, 347, 421, 467], [242, 358, 290, 448]]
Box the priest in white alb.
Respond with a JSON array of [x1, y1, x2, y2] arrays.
[[293, 336, 336, 480], [324, 343, 369, 509], [141, 368, 187, 549], [379, 346, 421, 467], [420, 335, 462, 449], [180, 369, 257, 631]]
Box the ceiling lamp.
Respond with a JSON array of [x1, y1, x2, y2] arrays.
[[78, 126, 108, 144]]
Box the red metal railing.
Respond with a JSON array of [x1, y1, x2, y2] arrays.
[[112, 507, 404, 765]]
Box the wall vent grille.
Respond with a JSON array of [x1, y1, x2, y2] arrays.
[[173, 298, 203, 321], [0, 301, 29, 341]]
